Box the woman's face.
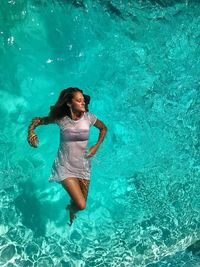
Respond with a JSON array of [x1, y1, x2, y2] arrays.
[[70, 92, 85, 112]]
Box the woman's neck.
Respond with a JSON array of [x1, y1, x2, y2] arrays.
[[70, 111, 84, 120]]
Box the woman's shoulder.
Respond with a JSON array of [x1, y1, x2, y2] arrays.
[[85, 111, 96, 116], [55, 115, 68, 126], [85, 111, 97, 126]]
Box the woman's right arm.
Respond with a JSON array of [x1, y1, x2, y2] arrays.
[[27, 116, 55, 148]]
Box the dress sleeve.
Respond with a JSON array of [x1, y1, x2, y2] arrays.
[[87, 112, 97, 126], [55, 119, 59, 125], [55, 118, 63, 127]]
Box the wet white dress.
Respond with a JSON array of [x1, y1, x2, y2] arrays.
[[48, 112, 97, 183]]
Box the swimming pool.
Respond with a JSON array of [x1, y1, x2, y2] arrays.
[[0, 0, 200, 266]]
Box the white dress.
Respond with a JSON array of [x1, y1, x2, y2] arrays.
[[48, 112, 97, 183]]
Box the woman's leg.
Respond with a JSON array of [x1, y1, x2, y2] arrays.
[[69, 178, 90, 212], [61, 177, 90, 225], [61, 177, 86, 211], [78, 178, 90, 201], [69, 177, 90, 207]]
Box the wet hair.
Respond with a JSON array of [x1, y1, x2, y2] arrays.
[[48, 87, 90, 120]]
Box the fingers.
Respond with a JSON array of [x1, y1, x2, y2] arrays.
[[28, 141, 38, 148], [27, 135, 39, 148], [85, 152, 94, 158], [85, 146, 98, 158], [85, 148, 95, 158]]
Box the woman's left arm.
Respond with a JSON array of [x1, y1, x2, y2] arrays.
[[86, 119, 107, 158]]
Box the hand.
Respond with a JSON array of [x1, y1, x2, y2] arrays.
[[27, 133, 39, 148], [85, 144, 99, 158]]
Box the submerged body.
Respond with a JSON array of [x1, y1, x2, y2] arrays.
[[49, 111, 97, 183]]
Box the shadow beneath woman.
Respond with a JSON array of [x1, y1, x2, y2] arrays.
[[186, 240, 200, 257], [14, 179, 71, 236], [14, 179, 47, 237]]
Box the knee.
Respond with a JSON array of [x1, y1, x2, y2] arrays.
[[77, 202, 86, 210], [71, 199, 86, 211]]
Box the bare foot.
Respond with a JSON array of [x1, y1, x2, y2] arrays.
[[66, 204, 77, 226]]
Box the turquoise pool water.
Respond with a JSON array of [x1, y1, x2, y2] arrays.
[[0, 0, 200, 266]]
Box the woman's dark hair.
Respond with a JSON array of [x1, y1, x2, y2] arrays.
[[48, 87, 90, 120]]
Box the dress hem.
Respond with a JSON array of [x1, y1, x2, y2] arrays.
[[48, 176, 90, 184]]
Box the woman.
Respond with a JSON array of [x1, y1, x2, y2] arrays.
[[27, 87, 107, 226]]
